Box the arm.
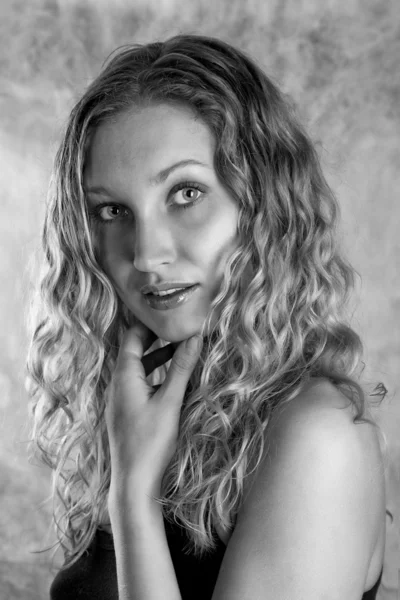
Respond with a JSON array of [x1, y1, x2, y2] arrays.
[[108, 384, 383, 600], [211, 383, 385, 600], [108, 488, 182, 600], [103, 324, 203, 600]]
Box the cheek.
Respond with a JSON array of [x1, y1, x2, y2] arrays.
[[199, 202, 238, 246], [91, 229, 123, 280], [194, 211, 239, 279]]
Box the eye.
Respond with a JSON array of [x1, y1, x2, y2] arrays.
[[169, 181, 207, 210], [87, 204, 129, 226], [87, 180, 207, 226]]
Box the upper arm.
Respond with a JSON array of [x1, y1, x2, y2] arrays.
[[212, 385, 384, 600]]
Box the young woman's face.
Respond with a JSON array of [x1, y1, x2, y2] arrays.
[[83, 103, 239, 346]]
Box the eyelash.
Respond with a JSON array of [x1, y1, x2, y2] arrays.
[[87, 181, 206, 226]]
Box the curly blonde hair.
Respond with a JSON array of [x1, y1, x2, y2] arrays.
[[24, 33, 388, 572]]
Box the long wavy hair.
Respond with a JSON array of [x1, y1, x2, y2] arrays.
[[24, 33, 388, 572]]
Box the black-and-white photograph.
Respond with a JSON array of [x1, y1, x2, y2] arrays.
[[1, 0, 399, 598]]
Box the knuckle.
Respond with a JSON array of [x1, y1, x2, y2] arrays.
[[174, 354, 192, 373]]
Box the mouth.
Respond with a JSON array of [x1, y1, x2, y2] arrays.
[[144, 285, 197, 299], [143, 284, 200, 310]]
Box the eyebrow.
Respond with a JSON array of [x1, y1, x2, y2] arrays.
[[150, 159, 209, 185], [85, 159, 210, 196]]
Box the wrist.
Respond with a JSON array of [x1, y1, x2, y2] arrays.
[[108, 479, 163, 521], [108, 495, 165, 541], [109, 468, 162, 499]]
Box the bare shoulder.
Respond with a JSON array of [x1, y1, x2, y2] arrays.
[[241, 376, 385, 568], [212, 376, 386, 598], [266, 376, 385, 503], [265, 376, 384, 468]]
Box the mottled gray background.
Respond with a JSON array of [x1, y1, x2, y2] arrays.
[[0, 0, 399, 598]]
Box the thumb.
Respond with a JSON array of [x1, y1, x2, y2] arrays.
[[161, 334, 203, 397]]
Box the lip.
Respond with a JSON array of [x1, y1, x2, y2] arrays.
[[141, 282, 196, 294], [143, 284, 200, 311]]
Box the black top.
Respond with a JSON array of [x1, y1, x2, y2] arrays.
[[49, 519, 383, 599]]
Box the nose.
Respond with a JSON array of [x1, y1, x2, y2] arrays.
[[132, 217, 176, 272]]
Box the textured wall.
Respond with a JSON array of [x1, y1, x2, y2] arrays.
[[0, 0, 399, 598]]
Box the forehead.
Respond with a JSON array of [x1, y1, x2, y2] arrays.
[[83, 103, 215, 186]]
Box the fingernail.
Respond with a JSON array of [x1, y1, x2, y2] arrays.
[[187, 334, 202, 353]]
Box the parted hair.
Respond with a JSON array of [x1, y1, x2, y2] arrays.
[[24, 33, 388, 572]]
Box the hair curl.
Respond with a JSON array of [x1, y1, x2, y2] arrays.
[[24, 33, 388, 573]]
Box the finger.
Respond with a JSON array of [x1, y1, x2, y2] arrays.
[[116, 322, 157, 371], [142, 343, 175, 378], [158, 335, 203, 404]]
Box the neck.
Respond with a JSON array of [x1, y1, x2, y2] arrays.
[[171, 330, 219, 353]]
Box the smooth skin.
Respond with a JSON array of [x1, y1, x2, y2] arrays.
[[84, 102, 240, 351], [84, 104, 386, 599], [104, 319, 203, 502], [105, 322, 385, 599]]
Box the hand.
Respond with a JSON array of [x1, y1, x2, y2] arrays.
[[105, 319, 203, 501]]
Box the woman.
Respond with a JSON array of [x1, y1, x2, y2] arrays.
[[25, 33, 388, 599]]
